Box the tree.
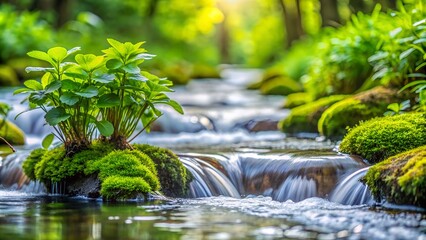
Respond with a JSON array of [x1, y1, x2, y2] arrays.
[[277, 0, 304, 48], [319, 0, 340, 27]]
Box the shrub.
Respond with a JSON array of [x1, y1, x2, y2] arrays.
[[278, 95, 348, 134], [134, 144, 192, 197], [339, 113, 426, 163], [100, 176, 151, 200], [364, 145, 426, 207]]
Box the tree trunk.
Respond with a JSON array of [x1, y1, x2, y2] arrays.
[[319, 0, 340, 27], [217, 2, 230, 63], [277, 0, 304, 48], [54, 0, 72, 28]]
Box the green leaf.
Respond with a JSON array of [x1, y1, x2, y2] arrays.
[[24, 80, 43, 90], [25, 67, 55, 73], [27, 50, 53, 64], [45, 107, 71, 125], [400, 48, 416, 60], [44, 80, 61, 93], [122, 63, 140, 74], [60, 92, 80, 106], [75, 86, 99, 98], [97, 93, 120, 107], [387, 103, 400, 113], [134, 53, 155, 60], [127, 73, 148, 81], [42, 133, 54, 149], [93, 74, 115, 83], [67, 47, 81, 56], [29, 92, 47, 105], [76, 54, 104, 72], [107, 38, 124, 52], [96, 120, 114, 137], [106, 59, 123, 70], [61, 80, 81, 90], [13, 88, 32, 95], [48, 47, 68, 62], [166, 100, 184, 114]]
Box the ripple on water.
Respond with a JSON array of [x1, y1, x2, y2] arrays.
[[177, 196, 426, 240]]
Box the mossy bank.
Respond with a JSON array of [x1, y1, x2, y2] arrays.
[[23, 141, 192, 200]]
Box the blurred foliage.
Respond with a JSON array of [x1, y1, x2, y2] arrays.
[[0, 4, 54, 63]]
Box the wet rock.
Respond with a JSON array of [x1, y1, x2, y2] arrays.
[[66, 174, 101, 198]]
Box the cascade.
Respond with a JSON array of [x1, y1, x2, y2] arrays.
[[329, 167, 374, 205]]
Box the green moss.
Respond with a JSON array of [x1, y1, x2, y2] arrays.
[[339, 113, 426, 164], [260, 75, 302, 95], [100, 176, 151, 200], [278, 95, 348, 134], [23, 148, 46, 180], [0, 65, 19, 86], [318, 87, 407, 139], [0, 118, 25, 145], [133, 144, 192, 197], [283, 92, 313, 109], [91, 150, 160, 191], [364, 145, 426, 207]]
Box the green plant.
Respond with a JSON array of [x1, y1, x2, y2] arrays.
[[16, 38, 183, 155], [100, 176, 151, 200], [384, 100, 410, 116], [339, 112, 426, 163], [22, 148, 46, 180]]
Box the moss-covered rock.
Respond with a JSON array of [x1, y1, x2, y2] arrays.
[[318, 87, 409, 139], [0, 118, 25, 145], [364, 145, 426, 207], [22, 148, 46, 180], [279, 95, 348, 134], [90, 149, 160, 192], [339, 113, 426, 164], [283, 92, 313, 109], [0, 65, 19, 86], [134, 144, 192, 197], [6, 57, 44, 80], [190, 64, 221, 79], [259, 75, 303, 95], [101, 176, 151, 200]]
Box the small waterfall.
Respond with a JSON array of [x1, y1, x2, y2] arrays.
[[180, 152, 368, 203], [329, 167, 374, 205], [180, 155, 240, 198], [0, 152, 46, 193]]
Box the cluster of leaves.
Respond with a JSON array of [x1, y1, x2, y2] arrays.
[[368, 1, 426, 111], [303, 6, 394, 99], [16, 38, 183, 154], [0, 4, 54, 62]]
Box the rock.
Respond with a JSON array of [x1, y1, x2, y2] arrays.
[[0, 118, 25, 145], [279, 95, 348, 134], [339, 112, 426, 164], [364, 145, 426, 208], [318, 86, 410, 139], [66, 174, 101, 198], [283, 92, 313, 109]]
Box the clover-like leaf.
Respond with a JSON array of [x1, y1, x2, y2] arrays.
[[45, 107, 71, 126], [96, 120, 114, 137], [97, 93, 120, 108], [48, 47, 68, 62]]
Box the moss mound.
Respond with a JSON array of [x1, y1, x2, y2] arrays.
[[259, 75, 302, 95], [89, 149, 160, 192], [134, 144, 192, 197], [339, 113, 426, 164], [279, 95, 348, 134], [0, 118, 25, 145], [190, 64, 221, 79], [364, 146, 426, 207], [283, 92, 313, 109], [101, 176, 151, 200], [22, 148, 46, 180], [318, 87, 408, 139]]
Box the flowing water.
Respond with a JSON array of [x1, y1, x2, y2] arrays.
[[0, 68, 425, 239]]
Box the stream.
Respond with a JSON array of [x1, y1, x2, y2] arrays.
[[0, 68, 425, 239]]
